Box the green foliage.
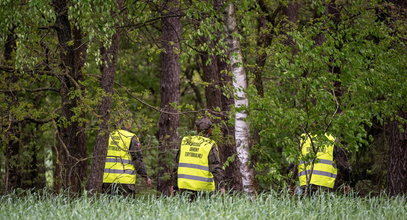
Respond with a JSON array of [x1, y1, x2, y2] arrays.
[[0, 0, 405, 194], [244, 0, 406, 190], [0, 0, 165, 191]]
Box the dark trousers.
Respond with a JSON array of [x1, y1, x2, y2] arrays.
[[178, 189, 212, 202], [102, 183, 136, 196], [299, 184, 332, 195]]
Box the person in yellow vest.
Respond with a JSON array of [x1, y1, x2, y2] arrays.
[[296, 133, 338, 194], [102, 119, 151, 195], [290, 133, 351, 195], [172, 117, 225, 199]]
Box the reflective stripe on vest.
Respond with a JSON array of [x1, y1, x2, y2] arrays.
[[104, 169, 136, 174], [178, 174, 213, 182], [177, 136, 216, 192], [300, 159, 337, 169], [105, 158, 133, 164], [179, 163, 209, 171], [298, 134, 337, 188], [300, 159, 332, 165], [103, 129, 137, 184], [299, 170, 337, 178]]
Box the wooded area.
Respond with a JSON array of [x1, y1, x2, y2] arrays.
[[0, 0, 406, 196]]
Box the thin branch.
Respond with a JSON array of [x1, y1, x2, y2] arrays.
[[117, 14, 183, 30], [0, 87, 59, 93], [324, 87, 340, 133], [38, 25, 58, 30], [88, 73, 227, 117], [0, 65, 59, 77]]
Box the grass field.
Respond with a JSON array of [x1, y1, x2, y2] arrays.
[[1, 191, 406, 219]]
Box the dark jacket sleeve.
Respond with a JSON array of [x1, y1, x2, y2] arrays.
[[333, 145, 351, 182], [172, 149, 180, 188], [129, 136, 148, 179], [288, 162, 298, 184], [208, 144, 225, 189]]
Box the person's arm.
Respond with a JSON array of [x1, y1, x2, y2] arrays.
[[129, 136, 151, 185], [333, 145, 351, 182], [208, 144, 225, 191], [171, 149, 180, 192], [288, 163, 298, 182]]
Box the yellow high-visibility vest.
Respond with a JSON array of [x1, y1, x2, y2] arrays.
[[177, 136, 216, 192], [298, 134, 337, 188], [103, 129, 137, 184]]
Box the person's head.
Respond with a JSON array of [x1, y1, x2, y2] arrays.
[[195, 117, 213, 136], [119, 110, 134, 130], [122, 118, 133, 130]]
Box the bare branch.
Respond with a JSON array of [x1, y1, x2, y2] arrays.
[[117, 14, 184, 30], [88, 73, 227, 117], [0, 87, 59, 93]]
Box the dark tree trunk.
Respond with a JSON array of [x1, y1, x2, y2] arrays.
[[387, 111, 407, 196], [4, 31, 16, 62], [251, 2, 284, 175], [254, 0, 284, 97], [184, 64, 203, 108], [195, 1, 221, 110], [87, 24, 121, 193], [29, 128, 46, 189], [200, 50, 222, 110], [212, 0, 242, 191], [253, 14, 267, 98], [18, 122, 46, 190], [52, 0, 87, 193], [282, 1, 300, 52], [3, 32, 46, 191], [4, 126, 21, 191], [199, 32, 241, 191], [3, 30, 21, 192], [217, 56, 243, 191], [325, 1, 343, 110], [157, 0, 181, 195]]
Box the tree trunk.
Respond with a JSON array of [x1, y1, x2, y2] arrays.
[[282, 2, 300, 54], [4, 126, 21, 192], [218, 52, 243, 191], [157, 0, 181, 195], [253, 14, 267, 98], [4, 31, 16, 62], [211, 0, 242, 191], [200, 32, 242, 190], [254, 0, 284, 97], [52, 0, 87, 193], [16, 122, 45, 190], [200, 51, 222, 110], [87, 4, 122, 192], [387, 111, 407, 196], [3, 30, 21, 192], [184, 64, 203, 108], [251, 2, 284, 179], [28, 124, 46, 189], [226, 3, 255, 194]]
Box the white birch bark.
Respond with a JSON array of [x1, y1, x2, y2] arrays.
[[226, 3, 255, 194]]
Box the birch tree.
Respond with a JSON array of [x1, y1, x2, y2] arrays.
[[226, 3, 255, 194]]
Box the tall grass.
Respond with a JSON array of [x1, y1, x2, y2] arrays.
[[0, 191, 406, 219]]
